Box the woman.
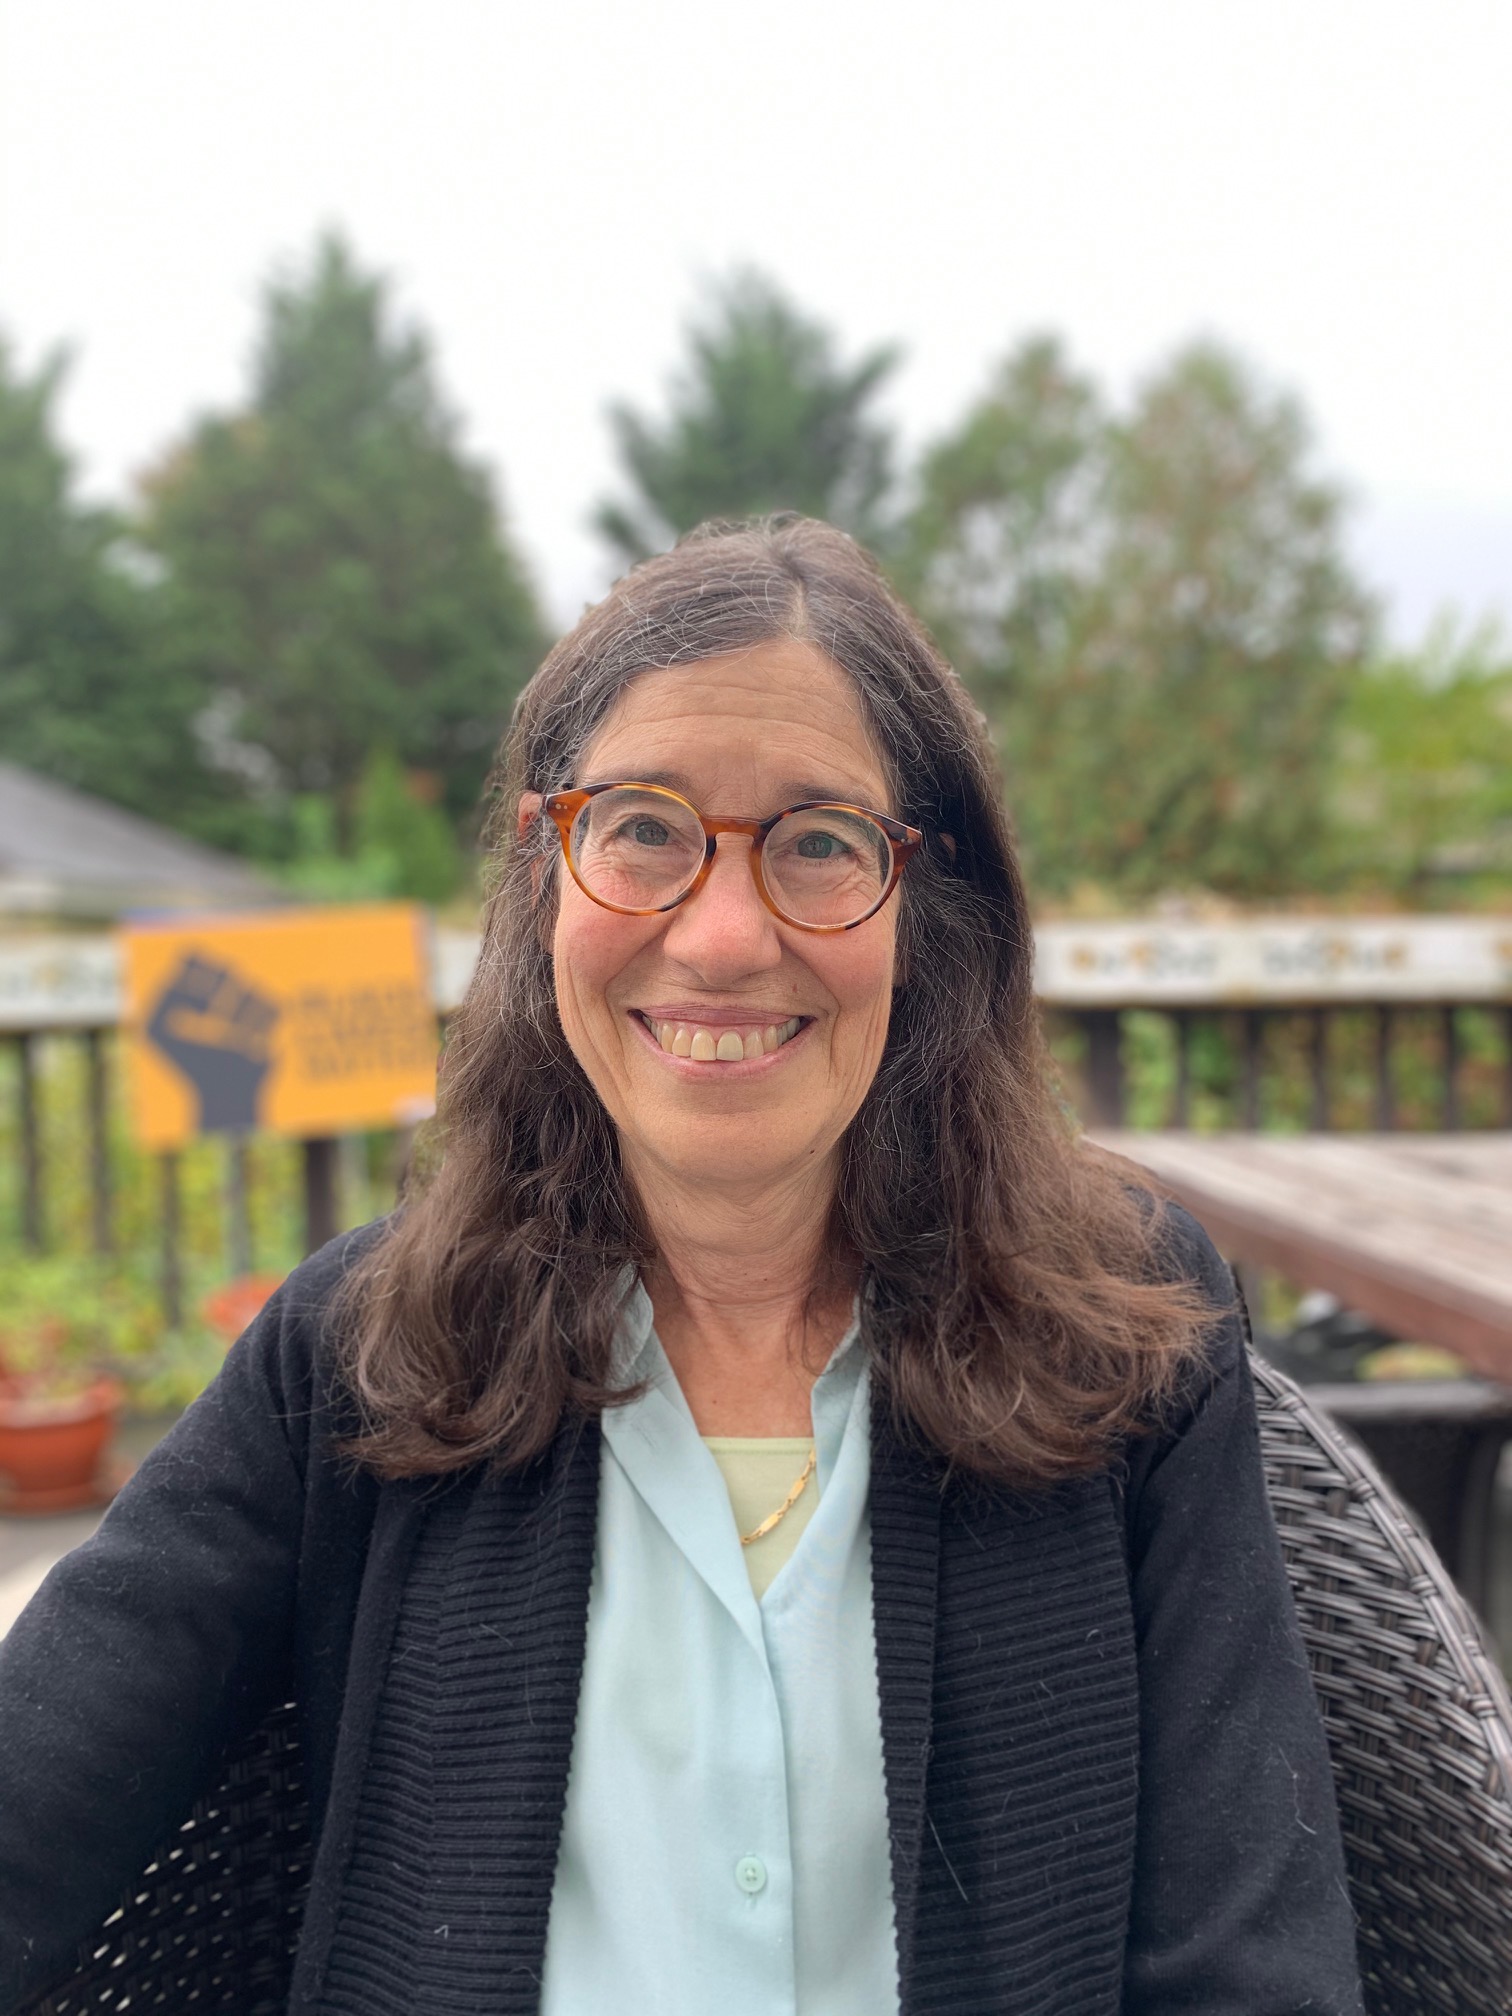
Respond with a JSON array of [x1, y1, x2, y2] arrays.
[[0, 517, 1361, 2013]]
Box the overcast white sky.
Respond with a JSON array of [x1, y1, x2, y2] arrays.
[[3, 0, 1509, 646]]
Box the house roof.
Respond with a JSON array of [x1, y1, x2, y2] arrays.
[[0, 762, 274, 920]]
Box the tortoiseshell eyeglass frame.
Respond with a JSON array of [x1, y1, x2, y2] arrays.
[[541, 781, 924, 933]]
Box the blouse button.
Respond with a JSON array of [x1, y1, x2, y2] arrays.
[[735, 1855, 768, 1895]]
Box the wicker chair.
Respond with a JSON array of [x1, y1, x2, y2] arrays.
[[22, 1356, 1512, 2016], [1252, 1354, 1512, 2013]]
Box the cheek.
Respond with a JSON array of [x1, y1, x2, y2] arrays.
[[822, 932, 897, 1061], [551, 886, 652, 1050]]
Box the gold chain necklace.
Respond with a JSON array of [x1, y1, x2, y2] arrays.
[[739, 1446, 817, 1548]]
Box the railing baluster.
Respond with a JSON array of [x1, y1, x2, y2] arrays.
[[225, 1133, 253, 1277], [1241, 1010, 1264, 1131], [160, 1151, 183, 1328], [1373, 1006, 1397, 1131], [85, 1027, 112, 1256], [1308, 1010, 1330, 1131], [303, 1136, 340, 1254], [1172, 1010, 1193, 1128], [1079, 1010, 1126, 1128], [392, 1122, 419, 1203], [1440, 1004, 1462, 1131], [17, 1032, 43, 1252]]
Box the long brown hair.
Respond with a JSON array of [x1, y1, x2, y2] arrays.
[[335, 516, 1216, 1485]]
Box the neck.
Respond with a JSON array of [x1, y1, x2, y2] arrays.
[[626, 1149, 855, 1436]]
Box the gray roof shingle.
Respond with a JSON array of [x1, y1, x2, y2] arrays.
[[0, 762, 274, 919]]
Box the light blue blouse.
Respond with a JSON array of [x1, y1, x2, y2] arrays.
[[539, 1283, 899, 2015]]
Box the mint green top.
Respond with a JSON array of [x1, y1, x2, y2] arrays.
[[539, 1283, 899, 2014], [704, 1437, 819, 1598]]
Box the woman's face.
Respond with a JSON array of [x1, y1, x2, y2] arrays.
[[540, 639, 899, 1203]]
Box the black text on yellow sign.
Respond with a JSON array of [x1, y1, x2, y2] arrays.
[[121, 904, 439, 1148]]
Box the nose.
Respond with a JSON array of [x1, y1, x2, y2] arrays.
[[658, 834, 782, 977]]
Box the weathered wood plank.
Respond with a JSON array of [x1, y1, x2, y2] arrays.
[[1370, 1136, 1512, 1185], [1098, 1132, 1512, 1286], [1239, 1136, 1512, 1244], [1090, 1131, 1512, 1380]]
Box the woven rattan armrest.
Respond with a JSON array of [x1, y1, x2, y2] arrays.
[[1252, 1352, 1512, 2014], [22, 1699, 310, 2015]]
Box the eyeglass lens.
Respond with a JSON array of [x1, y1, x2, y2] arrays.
[[568, 787, 893, 927]]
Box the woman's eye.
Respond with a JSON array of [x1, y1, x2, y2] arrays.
[[795, 831, 846, 859], [624, 818, 670, 847]]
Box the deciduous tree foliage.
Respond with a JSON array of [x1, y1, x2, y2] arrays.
[[276, 752, 464, 906], [1333, 625, 1512, 896], [900, 336, 1106, 701], [139, 235, 544, 843], [908, 339, 1373, 900], [0, 341, 214, 822], [595, 271, 900, 564]]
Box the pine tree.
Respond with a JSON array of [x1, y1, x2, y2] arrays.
[[595, 270, 900, 564], [0, 340, 214, 825], [140, 234, 544, 844]]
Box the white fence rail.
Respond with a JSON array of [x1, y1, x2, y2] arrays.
[[5, 916, 1511, 1033]]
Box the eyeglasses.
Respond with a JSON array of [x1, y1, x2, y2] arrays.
[[541, 781, 924, 933]]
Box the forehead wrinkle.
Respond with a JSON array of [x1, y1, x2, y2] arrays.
[[575, 644, 893, 810], [577, 766, 889, 812]]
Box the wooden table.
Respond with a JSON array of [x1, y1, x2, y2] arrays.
[[1091, 1132, 1512, 1382], [1091, 1131, 1512, 1618]]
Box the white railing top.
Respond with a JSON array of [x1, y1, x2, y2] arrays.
[[1031, 915, 1512, 1008], [2, 915, 1510, 1032]]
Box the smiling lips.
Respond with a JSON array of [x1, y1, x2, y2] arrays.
[[636, 1012, 804, 1062]]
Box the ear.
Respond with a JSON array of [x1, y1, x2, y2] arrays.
[[517, 792, 550, 911], [937, 831, 958, 865]]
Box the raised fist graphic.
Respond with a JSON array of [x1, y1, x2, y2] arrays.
[[145, 952, 279, 1133]]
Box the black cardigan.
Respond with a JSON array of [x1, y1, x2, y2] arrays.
[[0, 1206, 1363, 2014]]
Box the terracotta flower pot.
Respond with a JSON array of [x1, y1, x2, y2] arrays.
[[201, 1273, 286, 1345], [0, 1378, 126, 1514]]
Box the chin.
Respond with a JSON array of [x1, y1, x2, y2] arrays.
[[640, 1119, 823, 1195]]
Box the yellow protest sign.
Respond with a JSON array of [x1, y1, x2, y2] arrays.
[[121, 904, 439, 1149]]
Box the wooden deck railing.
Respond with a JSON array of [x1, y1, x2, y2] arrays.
[[1036, 916, 1512, 1130], [3, 918, 1509, 1315]]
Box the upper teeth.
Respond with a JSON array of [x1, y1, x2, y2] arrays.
[[642, 1016, 801, 1061]]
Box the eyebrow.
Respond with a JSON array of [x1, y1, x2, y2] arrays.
[[580, 769, 889, 810]]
